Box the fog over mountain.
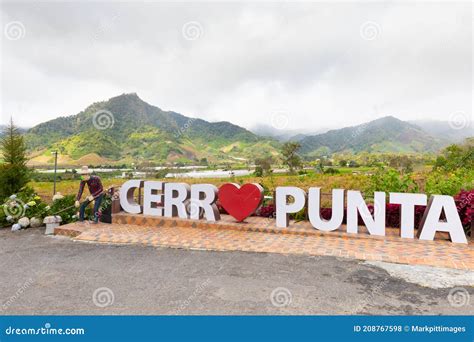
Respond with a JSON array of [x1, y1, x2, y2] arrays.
[[408, 120, 473, 143]]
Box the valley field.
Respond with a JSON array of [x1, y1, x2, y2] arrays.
[[31, 172, 372, 201]]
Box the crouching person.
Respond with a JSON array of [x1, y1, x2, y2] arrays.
[[75, 166, 104, 224]]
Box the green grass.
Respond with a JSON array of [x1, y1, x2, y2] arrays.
[[30, 172, 372, 202]]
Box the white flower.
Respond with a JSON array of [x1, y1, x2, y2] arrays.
[[23, 204, 29, 209], [52, 192, 64, 201], [18, 217, 30, 228], [9, 194, 17, 200], [30, 217, 43, 228]]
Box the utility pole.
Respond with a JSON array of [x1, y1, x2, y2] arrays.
[[52, 151, 58, 197]]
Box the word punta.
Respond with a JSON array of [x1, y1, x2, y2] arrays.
[[119, 180, 468, 244]]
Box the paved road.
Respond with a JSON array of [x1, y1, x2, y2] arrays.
[[0, 228, 472, 315]]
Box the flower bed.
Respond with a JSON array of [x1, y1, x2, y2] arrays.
[[1, 189, 113, 230]]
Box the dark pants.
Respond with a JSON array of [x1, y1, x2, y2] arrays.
[[79, 194, 103, 223]]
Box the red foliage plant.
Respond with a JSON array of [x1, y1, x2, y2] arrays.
[[454, 189, 474, 227]]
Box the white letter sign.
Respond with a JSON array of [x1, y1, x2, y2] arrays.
[[118, 181, 467, 244], [347, 191, 385, 236], [418, 195, 467, 244], [308, 188, 344, 232], [276, 187, 306, 228], [389, 192, 427, 239], [119, 180, 144, 214], [164, 183, 190, 219], [190, 184, 220, 221], [143, 181, 165, 216]]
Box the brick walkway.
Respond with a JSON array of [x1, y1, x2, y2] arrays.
[[54, 213, 474, 271]]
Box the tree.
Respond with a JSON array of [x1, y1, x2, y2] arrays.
[[281, 142, 302, 173], [388, 155, 414, 174], [254, 155, 273, 176], [434, 138, 474, 172], [253, 166, 263, 177], [0, 119, 30, 199]]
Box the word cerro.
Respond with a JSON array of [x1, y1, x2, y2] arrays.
[[119, 180, 468, 244]]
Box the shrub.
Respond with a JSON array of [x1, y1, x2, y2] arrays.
[[368, 167, 418, 194], [256, 204, 275, 218], [1, 189, 50, 228], [454, 189, 473, 235], [253, 166, 263, 177], [324, 167, 340, 175], [49, 194, 81, 225], [425, 169, 474, 196]]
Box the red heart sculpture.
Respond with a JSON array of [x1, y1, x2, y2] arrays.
[[218, 183, 264, 222]]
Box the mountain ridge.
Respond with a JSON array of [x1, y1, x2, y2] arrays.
[[25, 93, 278, 165], [297, 116, 445, 156], [19, 94, 472, 165]]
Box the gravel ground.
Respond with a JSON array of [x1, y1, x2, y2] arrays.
[[0, 227, 472, 315]]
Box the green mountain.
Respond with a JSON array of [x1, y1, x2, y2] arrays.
[[25, 93, 279, 166], [297, 116, 444, 156], [408, 119, 473, 143], [24, 96, 466, 166]]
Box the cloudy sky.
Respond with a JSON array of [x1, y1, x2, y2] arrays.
[[0, 1, 472, 132]]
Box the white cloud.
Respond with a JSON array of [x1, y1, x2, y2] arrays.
[[1, 1, 472, 131]]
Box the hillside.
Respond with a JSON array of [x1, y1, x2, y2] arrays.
[[22, 96, 470, 166], [408, 119, 473, 143], [25, 93, 279, 166], [297, 116, 445, 156]]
